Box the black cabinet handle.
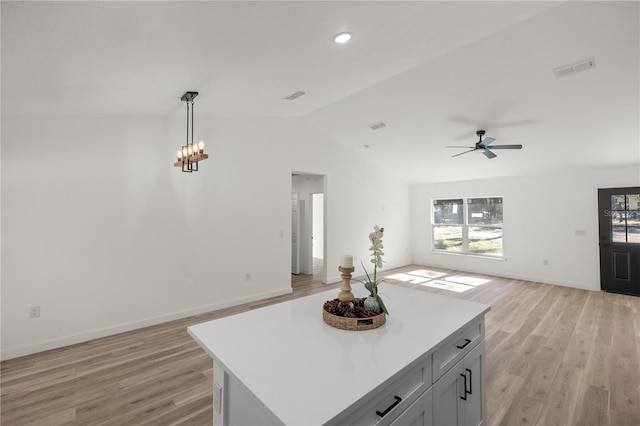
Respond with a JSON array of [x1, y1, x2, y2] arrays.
[[456, 339, 472, 349], [376, 395, 402, 417], [460, 373, 468, 400], [466, 368, 473, 395]]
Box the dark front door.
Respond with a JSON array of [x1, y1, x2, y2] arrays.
[[598, 187, 640, 296]]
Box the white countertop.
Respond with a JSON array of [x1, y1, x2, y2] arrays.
[[188, 284, 490, 425]]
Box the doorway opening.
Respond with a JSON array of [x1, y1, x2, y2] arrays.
[[291, 173, 326, 288]]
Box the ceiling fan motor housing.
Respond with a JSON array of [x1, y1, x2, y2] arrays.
[[448, 129, 521, 159]]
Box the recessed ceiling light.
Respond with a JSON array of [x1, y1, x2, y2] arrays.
[[333, 32, 353, 44]]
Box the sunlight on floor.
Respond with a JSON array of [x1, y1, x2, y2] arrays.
[[404, 269, 447, 279], [420, 280, 475, 293], [384, 270, 490, 293], [385, 273, 430, 284], [444, 275, 490, 287]]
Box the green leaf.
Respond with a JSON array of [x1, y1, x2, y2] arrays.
[[376, 294, 389, 315], [361, 261, 373, 283]]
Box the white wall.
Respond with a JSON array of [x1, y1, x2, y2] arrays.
[[1, 116, 412, 359], [411, 166, 640, 290]]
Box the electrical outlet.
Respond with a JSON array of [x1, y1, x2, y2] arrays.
[[29, 305, 41, 319], [543, 259, 549, 266], [245, 273, 251, 281]]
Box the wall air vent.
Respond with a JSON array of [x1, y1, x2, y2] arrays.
[[368, 121, 386, 130], [283, 91, 307, 100], [553, 57, 595, 78]]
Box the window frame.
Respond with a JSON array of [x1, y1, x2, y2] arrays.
[[431, 196, 505, 258]]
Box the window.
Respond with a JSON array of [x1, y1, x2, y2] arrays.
[[432, 197, 503, 257], [433, 199, 464, 253]]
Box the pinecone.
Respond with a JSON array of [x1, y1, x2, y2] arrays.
[[324, 298, 381, 319]]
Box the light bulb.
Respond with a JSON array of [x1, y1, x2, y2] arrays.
[[187, 146, 193, 156], [177, 150, 182, 160], [198, 140, 205, 153]]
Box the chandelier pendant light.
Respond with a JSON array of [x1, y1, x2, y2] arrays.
[[174, 91, 208, 172]]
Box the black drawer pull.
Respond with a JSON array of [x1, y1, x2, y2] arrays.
[[456, 338, 472, 350], [376, 395, 402, 417], [460, 373, 468, 400], [466, 368, 473, 395]]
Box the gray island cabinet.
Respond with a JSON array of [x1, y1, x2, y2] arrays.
[[188, 284, 490, 426]]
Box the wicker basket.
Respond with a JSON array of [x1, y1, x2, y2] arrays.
[[322, 307, 386, 331]]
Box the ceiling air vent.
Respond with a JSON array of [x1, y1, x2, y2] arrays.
[[368, 121, 386, 130], [283, 91, 306, 100], [553, 57, 595, 78]]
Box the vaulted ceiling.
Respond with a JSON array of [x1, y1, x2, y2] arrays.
[[2, 1, 638, 183]]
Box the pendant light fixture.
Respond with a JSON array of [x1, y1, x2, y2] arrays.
[[174, 91, 208, 172]]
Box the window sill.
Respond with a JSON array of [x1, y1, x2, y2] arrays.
[[431, 250, 506, 261]]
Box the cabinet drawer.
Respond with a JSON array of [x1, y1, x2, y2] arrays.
[[340, 357, 432, 426], [389, 388, 433, 426], [432, 317, 484, 382]]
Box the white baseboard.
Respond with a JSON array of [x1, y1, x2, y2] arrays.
[[1, 287, 293, 361], [326, 274, 341, 284]]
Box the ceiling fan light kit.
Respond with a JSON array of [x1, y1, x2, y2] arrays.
[[447, 130, 523, 159], [174, 91, 208, 173]]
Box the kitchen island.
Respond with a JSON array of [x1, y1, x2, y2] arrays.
[[188, 284, 490, 425]]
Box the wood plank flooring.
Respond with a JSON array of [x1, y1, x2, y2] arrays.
[[2, 264, 639, 425]]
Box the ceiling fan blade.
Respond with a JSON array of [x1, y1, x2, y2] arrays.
[[447, 145, 475, 148], [482, 137, 496, 146], [486, 144, 522, 149], [452, 149, 476, 157], [482, 149, 497, 159]]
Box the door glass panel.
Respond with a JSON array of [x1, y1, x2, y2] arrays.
[[611, 195, 625, 210], [611, 195, 626, 242], [612, 212, 627, 243], [628, 195, 640, 243], [611, 217, 627, 243], [610, 194, 640, 243], [627, 225, 640, 243]]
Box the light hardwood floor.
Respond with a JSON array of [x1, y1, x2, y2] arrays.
[[2, 265, 639, 425]]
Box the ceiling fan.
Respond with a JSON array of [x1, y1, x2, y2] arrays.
[[448, 130, 523, 159]]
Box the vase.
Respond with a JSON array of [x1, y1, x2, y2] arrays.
[[364, 296, 381, 312]]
